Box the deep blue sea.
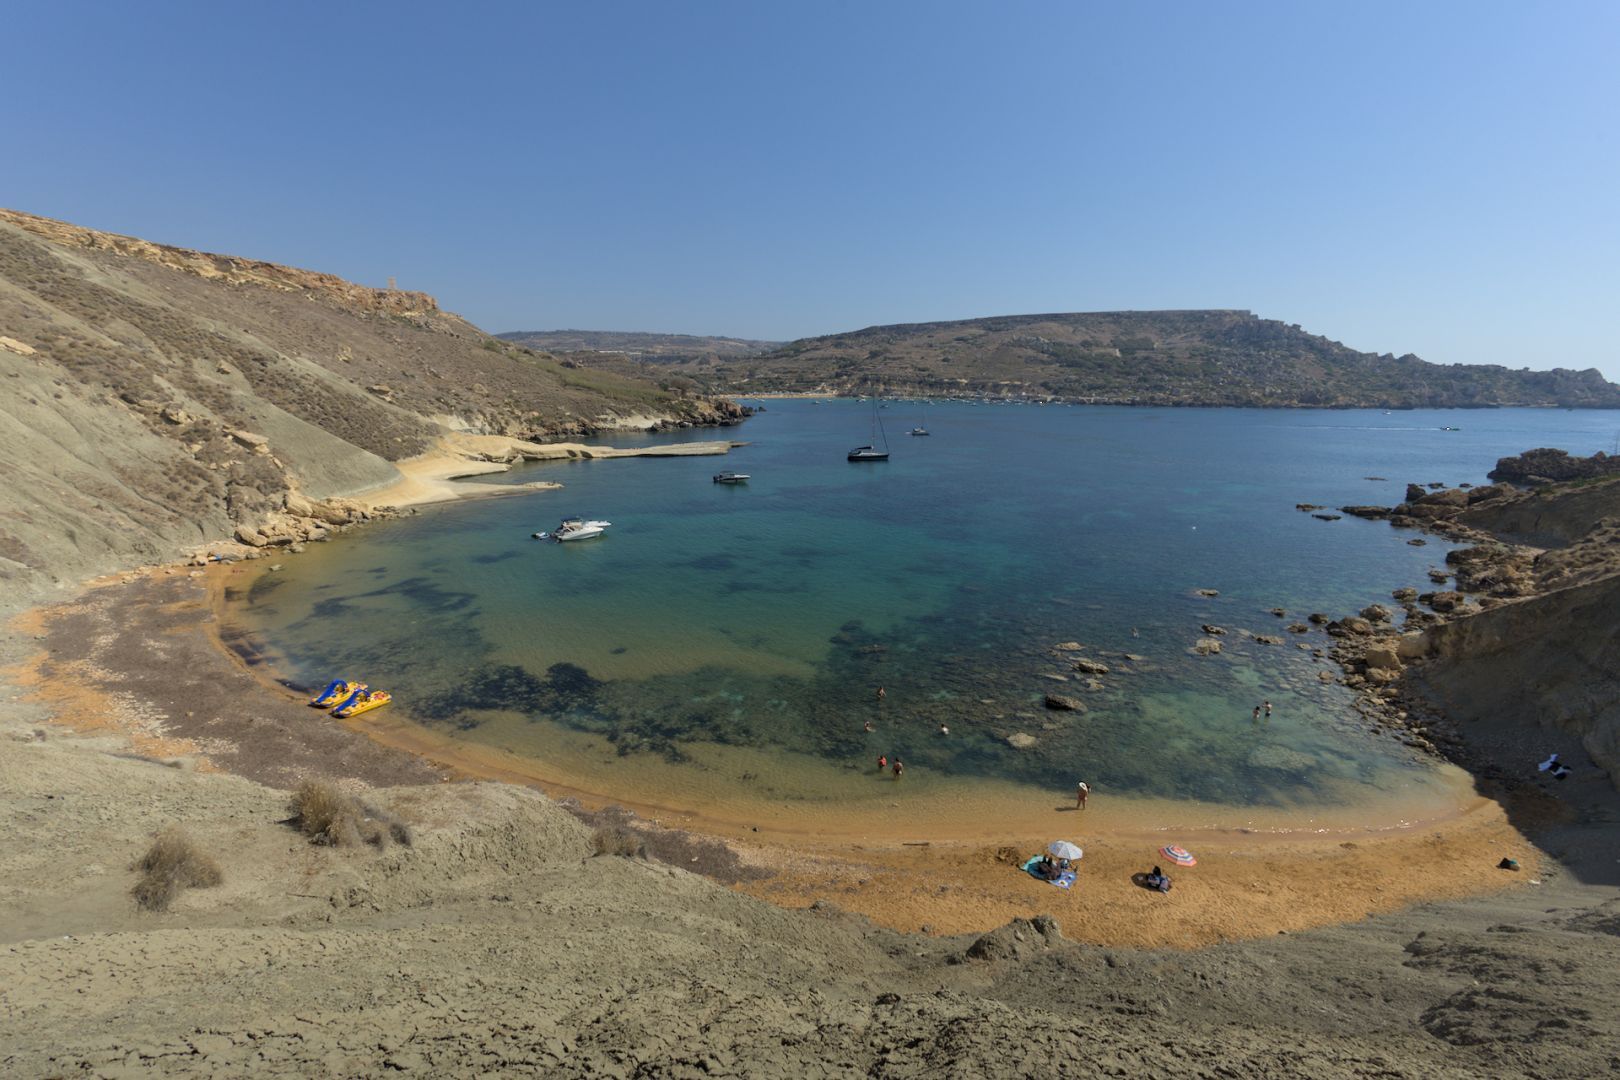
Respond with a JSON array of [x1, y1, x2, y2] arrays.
[[230, 403, 1618, 809]]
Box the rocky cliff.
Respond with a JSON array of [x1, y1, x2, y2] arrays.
[[0, 210, 743, 602], [1488, 446, 1620, 485], [1325, 461, 1620, 789], [1407, 573, 1620, 788]]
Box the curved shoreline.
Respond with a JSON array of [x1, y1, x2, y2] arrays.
[[196, 560, 1537, 944]]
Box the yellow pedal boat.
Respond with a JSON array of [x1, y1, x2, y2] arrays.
[[332, 688, 392, 719]]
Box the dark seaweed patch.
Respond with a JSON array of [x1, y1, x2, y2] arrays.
[[309, 595, 355, 620], [415, 661, 602, 723], [390, 576, 475, 614], [471, 550, 522, 565], [247, 574, 288, 603]]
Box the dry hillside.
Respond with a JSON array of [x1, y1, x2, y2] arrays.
[[697, 309, 1620, 407], [0, 209, 742, 602]]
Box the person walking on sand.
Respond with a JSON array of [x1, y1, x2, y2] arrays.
[[892, 759, 904, 780], [1076, 780, 1089, 810]]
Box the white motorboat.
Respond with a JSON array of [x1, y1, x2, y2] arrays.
[[713, 472, 750, 484], [533, 517, 612, 541]]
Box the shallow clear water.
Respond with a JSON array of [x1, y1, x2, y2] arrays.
[[231, 403, 1618, 809]]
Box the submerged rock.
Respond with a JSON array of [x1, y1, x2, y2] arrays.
[[1192, 637, 1223, 656], [1006, 733, 1037, 750], [1044, 694, 1085, 712]]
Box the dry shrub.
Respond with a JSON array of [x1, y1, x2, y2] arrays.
[[288, 779, 412, 849], [130, 828, 223, 912], [590, 824, 646, 858]]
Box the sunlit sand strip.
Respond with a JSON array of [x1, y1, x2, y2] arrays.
[[354, 432, 740, 511]]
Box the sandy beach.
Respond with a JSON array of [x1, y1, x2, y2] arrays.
[[350, 432, 740, 511]]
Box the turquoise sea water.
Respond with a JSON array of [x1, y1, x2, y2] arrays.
[[231, 403, 1618, 809]]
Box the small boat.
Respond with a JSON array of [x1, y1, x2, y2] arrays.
[[713, 472, 750, 483], [332, 688, 392, 718], [908, 426, 929, 436], [849, 398, 890, 461], [534, 517, 611, 540], [309, 679, 363, 708], [1440, 426, 1461, 432]]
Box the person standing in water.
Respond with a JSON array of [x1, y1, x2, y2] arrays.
[[1264, 700, 1272, 718], [877, 754, 887, 772], [892, 759, 904, 780], [1076, 781, 1089, 810], [876, 686, 886, 702], [1252, 705, 1262, 722], [863, 719, 873, 733]]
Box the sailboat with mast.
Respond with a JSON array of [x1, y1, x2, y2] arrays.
[[908, 400, 930, 436], [847, 397, 890, 461]]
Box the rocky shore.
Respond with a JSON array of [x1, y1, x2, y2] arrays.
[[1293, 450, 1620, 791]]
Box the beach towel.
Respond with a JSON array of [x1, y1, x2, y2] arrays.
[[1020, 857, 1077, 889]]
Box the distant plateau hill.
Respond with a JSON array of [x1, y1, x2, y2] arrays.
[[682, 310, 1620, 409]]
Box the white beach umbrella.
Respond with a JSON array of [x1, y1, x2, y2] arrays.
[[1047, 840, 1083, 861]]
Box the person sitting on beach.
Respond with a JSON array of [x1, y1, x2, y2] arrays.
[[1144, 865, 1171, 892], [1036, 855, 1061, 880]]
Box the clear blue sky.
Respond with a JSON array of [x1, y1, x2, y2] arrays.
[[8, 1, 1618, 378]]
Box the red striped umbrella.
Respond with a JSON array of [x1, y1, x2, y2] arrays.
[[1160, 845, 1197, 866]]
